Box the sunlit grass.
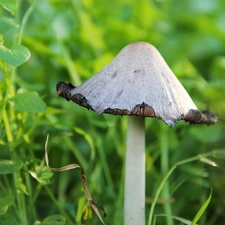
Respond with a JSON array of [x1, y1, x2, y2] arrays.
[[0, 0, 225, 225]]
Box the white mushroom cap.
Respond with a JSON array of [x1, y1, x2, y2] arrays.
[[57, 42, 217, 126]]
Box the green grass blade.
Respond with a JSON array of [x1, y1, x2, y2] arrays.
[[191, 189, 212, 225], [155, 214, 193, 225]]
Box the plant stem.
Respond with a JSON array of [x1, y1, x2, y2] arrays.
[[125, 116, 145, 225], [18, 0, 37, 45]]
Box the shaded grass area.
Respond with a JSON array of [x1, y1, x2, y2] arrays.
[[0, 0, 225, 224]]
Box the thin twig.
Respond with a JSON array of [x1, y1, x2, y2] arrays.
[[45, 134, 106, 224]]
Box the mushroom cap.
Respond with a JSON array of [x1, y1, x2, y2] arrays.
[[57, 42, 217, 126]]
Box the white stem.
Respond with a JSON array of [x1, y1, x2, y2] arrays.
[[125, 116, 145, 225]]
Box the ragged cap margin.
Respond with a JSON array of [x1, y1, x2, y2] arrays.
[[56, 82, 218, 127]]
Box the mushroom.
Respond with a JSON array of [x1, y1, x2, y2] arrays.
[[56, 42, 217, 225]]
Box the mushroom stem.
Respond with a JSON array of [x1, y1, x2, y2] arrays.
[[125, 116, 145, 225]]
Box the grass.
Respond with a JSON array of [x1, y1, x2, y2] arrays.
[[1, 0, 225, 225]]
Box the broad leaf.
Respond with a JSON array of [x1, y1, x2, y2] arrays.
[[0, 211, 17, 224], [0, 194, 14, 215], [0, 17, 18, 33], [34, 215, 66, 225], [9, 92, 46, 113], [0, 160, 22, 174], [0, 44, 30, 67]]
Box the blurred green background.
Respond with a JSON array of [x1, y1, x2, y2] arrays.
[[0, 0, 225, 225]]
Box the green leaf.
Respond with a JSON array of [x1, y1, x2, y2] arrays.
[[0, 44, 30, 67], [189, 125, 221, 143], [34, 215, 66, 225], [0, 211, 18, 225], [155, 214, 193, 225], [0, 194, 14, 215], [9, 92, 46, 113], [0, 17, 18, 33], [17, 183, 29, 195], [29, 166, 53, 185], [191, 189, 212, 225], [0, 160, 22, 174], [0, 0, 17, 14]]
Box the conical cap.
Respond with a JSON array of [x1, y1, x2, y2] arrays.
[[57, 42, 217, 126]]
